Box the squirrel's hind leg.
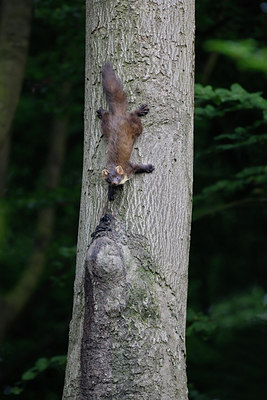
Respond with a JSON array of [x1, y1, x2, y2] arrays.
[[133, 104, 149, 117]]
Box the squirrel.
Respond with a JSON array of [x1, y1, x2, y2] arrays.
[[97, 63, 154, 201]]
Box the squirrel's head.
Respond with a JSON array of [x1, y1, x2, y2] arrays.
[[102, 165, 129, 186]]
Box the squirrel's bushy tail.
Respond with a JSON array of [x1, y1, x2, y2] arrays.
[[102, 63, 127, 114]]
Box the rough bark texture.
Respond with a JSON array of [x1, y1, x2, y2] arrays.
[[0, 0, 32, 196], [63, 0, 194, 399]]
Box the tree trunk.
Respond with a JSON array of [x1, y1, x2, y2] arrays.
[[0, 113, 68, 343], [63, 0, 194, 399], [0, 0, 32, 196]]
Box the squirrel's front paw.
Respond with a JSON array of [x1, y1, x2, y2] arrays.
[[137, 104, 149, 116], [145, 164, 155, 173]]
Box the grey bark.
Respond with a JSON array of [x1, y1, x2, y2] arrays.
[[63, 0, 194, 399]]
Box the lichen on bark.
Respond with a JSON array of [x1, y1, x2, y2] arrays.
[[63, 0, 194, 398], [80, 213, 186, 399]]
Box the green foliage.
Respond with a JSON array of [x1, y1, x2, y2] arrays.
[[189, 3, 267, 399], [1, 0, 267, 399], [194, 82, 267, 220], [25, 0, 85, 116], [205, 39, 267, 73], [34, 1, 83, 24], [5, 356, 66, 395], [1, 1, 83, 399], [189, 384, 213, 400], [195, 83, 267, 118], [195, 82, 267, 159], [187, 287, 266, 337], [193, 165, 267, 220]]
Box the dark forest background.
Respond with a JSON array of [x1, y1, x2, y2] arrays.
[[0, 1, 266, 399]]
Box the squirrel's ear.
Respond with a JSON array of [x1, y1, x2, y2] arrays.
[[115, 165, 124, 175], [102, 169, 109, 178]]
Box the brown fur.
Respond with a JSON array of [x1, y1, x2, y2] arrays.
[[97, 63, 154, 200]]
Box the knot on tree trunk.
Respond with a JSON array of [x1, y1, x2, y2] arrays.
[[86, 235, 127, 317], [80, 213, 170, 399]]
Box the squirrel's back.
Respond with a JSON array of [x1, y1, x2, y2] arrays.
[[102, 63, 127, 115], [98, 64, 154, 200]]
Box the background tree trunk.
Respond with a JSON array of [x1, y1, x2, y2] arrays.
[[0, 0, 32, 196], [0, 111, 68, 342], [63, 0, 194, 399]]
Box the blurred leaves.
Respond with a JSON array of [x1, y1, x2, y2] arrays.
[[187, 287, 267, 337], [189, 3, 267, 399], [205, 39, 267, 73], [1, 0, 267, 400], [195, 83, 267, 119], [0, 1, 83, 398], [193, 165, 267, 220], [4, 356, 66, 395], [194, 82, 267, 220]]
